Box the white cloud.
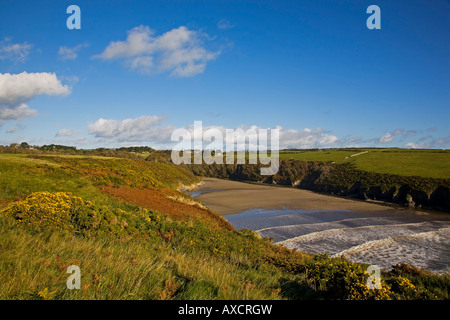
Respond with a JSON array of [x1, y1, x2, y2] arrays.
[[0, 38, 32, 63], [58, 47, 77, 60], [88, 115, 175, 143], [404, 136, 450, 149], [177, 124, 338, 150], [0, 103, 38, 121], [56, 129, 78, 137], [404, 142, 426, 149], [0, 72, 70, 106], [58, 43, 88, 60], [0, 72, 70, 121], [129, 55, 153, 70], [88, 115, 338, 150], [379, 128, 403, 144], [95, 25, 220, 77], [279, 127, 338, 149]]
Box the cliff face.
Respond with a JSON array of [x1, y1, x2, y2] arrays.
[[308, 174, 450, 212], [306, 163, 450, 212], [182, 160, 450, 212]]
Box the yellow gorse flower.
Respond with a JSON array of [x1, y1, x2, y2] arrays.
[[0, 192, 85, 231], [37, 287, 57, 300]]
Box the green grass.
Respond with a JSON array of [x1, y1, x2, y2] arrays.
[[280, 149, 358, 162], [0, 217, 289, 300], [280, 148, 450, 179], [0, 153, 61, 167], [0, 154, 111, 206], [0, 154, 294, 299], [0, 154, 201, 206], [0, 152, 449, 300]]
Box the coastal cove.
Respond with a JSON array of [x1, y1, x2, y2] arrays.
[[190, 178, 450, 274]]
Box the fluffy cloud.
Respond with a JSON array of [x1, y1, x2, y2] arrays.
[[58, 43, 88, 60], [88, 115, 175, 143], [279, 127, 338, 149], [404, 142, 428, 149], [199, 125, 337, 150], [95, 25, 220, 77], [337, 127, 449, 149], [0, 72, 70, 106], [404, 136, 450, 149], [0, 72, 70, 121], [88, 115, 339, 150], [0, 38, 32, 63], [379, 128, 403, 144], [0, 104, 37, 121]]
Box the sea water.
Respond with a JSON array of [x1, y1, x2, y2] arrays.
[[225, 207, 450, 274]]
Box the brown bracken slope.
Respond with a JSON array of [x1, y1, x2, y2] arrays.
[[99, 185, 234, 231]]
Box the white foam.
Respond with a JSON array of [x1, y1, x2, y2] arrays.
[[333, 228, 450, 274], [256, 216, 419, 242], [227, 206, 450, 274], [276, 221, 450, 260]]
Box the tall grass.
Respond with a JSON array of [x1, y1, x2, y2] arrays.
[[1, 152, 449, 300], [0, 216, 286, 300]]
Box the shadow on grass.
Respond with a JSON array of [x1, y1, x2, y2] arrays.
[[279, 277, 317, 300]]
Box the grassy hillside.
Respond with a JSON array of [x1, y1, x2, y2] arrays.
[[0, 154, 198, 200], [280, 148, 450, 179], [1, 152, 449, 300]]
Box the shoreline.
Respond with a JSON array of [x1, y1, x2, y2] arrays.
[[236, 179, 450, 216], [190, 177, 446, 217], [190, 177, 450, 274]]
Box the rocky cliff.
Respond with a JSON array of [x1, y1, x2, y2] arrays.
[[181, 160, 450, 212]]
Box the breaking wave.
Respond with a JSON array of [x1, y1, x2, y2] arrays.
[[226, 207, 450, 274]]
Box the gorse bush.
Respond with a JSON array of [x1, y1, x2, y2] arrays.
[[0, 191, 274, 258], [2, 192, 85, 232], [301, 255, 397, 300], [0, 191, 163, 239], [295, 254, 444, 300]]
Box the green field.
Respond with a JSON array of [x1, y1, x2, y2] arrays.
[[280, 148, 450, 179]]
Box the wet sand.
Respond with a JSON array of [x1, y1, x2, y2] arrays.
[[193, 177, 400, 215], [190, 178, 450, 273]]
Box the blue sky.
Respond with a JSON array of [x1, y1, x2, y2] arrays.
[[0, 0, 449, 149]]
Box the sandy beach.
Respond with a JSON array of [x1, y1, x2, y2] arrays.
[[190, 177, 450, 273], [192, 177, 399, 215]]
